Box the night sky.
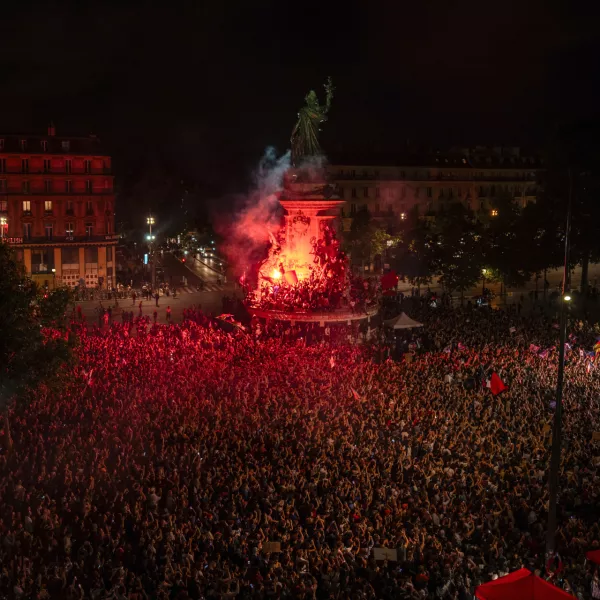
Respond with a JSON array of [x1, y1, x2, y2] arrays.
[[0, 0, 598, 219]]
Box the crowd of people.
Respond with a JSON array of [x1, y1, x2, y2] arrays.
[[1, 304, 600, 599]]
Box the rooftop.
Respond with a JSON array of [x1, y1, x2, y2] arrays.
[[0, 129, 108, 156]]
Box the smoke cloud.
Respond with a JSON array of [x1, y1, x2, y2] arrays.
[[215, 147, 291, 276]]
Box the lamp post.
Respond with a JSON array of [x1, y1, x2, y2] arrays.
[[481, 268, 487, 296], [147, 216, 156, 291], [546, 169, 573, 560]]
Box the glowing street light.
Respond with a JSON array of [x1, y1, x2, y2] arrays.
[[563, 295, 571, 302], [491, 209, 498, 217], [481, 268, 488, 295]]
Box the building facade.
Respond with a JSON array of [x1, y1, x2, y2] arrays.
[[0, 127, 117, 289], [328, 146, 542, 230]]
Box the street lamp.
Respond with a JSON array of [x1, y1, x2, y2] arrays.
[[481, 268, 487, 295], [146, 215, 156, 290]]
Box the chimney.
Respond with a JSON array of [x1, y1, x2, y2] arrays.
[[48, 122, 56, 137]]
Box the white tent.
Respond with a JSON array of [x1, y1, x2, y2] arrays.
[[384, 312, 423, 329]]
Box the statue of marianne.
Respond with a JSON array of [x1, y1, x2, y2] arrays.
[[290, 77, 334, 167]]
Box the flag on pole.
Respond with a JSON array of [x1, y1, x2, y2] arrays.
[[351, 388, 362, 401], [529, 344, 540, 354]]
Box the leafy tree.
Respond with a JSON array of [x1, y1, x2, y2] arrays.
[[394, 218, 439, 289], [346, 207, 375, 268], [435, 205, 485, 302], [539, 121, 600, 292], [485, 192, 532, 293], [0, 243, 73, 412]]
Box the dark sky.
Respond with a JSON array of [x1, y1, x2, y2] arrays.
[[0, 0, 598, 196]]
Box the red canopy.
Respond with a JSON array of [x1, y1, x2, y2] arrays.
[[587, 549, 600, 564], [475, 568, 573, 600]]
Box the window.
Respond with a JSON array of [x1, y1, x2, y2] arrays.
[[338, 187, 344, 199], [350, 203, 357, 216], [0, 139, 4, 150], [375, 203, 380, 213], [350, 169, 356, 177], [401, 187, 406, 199], [23, 223, 31, 240], [62, 141, 70, 151], [107, 246, 113, 261], [85, 222, 93, 237], [65, 222, 74, 237], [0, 179, 6, 192], [449, 187, 454, 198], [44, 159, 52, 173], [65, 180, 72, 193], [85, 180, 92, 193], [20, 139, 27, 151], [45, 223, 53, 240], [490, 185, 496, 196], [22, 200, 31, 213], [375, 187, 380, 198], [85, 159, 91, 174], [0, 200, 6, 211], [41, 140, 48, 151], [66, 200, 74, 215], [44, 200, 53, 213], [426, 187, 432, 198], [86, 200, 93, 215], [22, 159, 29, 173], [0, 159, 5, 173], [363, 187, 369, 198], [22, 180, 30, 193], [45, 180, 52, 192], [65, 159, 72, 174], [439, 188, 444, 198], [351, 188, 357, 198]]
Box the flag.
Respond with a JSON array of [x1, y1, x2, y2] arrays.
[[443, 346, 452, 354], [594, 341, 600, 355], [490, 372, 507, 396], [529, 344, 540, 354], [539, 349, 549, 359], [351, 387, 362, 401], [458, 342, 466, 350], [330, 354, 336, 369], [587, 362, 593, 374], [509, 327, 516, 333]]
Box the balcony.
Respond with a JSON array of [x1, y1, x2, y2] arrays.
[[12, 234, 119, 245]]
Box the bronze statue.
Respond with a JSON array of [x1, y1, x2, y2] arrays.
[[290, 77, 334, 166]]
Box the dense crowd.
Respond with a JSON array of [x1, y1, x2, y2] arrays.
[[1, 305, 600, 599]]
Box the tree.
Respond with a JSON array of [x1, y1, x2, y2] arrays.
[[0, 243, 73, 410], [435, 205, 485, 302], [539, 121, 600, 293], [485, 192, 532, 294], [346, 207, 375, 269], [394, 218, 439, 289]]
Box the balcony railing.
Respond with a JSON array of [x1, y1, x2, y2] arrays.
[[11, 234, 119, 244]]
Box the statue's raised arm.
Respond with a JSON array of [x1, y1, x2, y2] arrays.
[[291, 77, 334, 167]]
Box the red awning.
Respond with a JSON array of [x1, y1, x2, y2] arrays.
[[475, 568, 573, 600]]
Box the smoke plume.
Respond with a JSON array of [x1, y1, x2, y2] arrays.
[[215, 147, 291, 276]]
